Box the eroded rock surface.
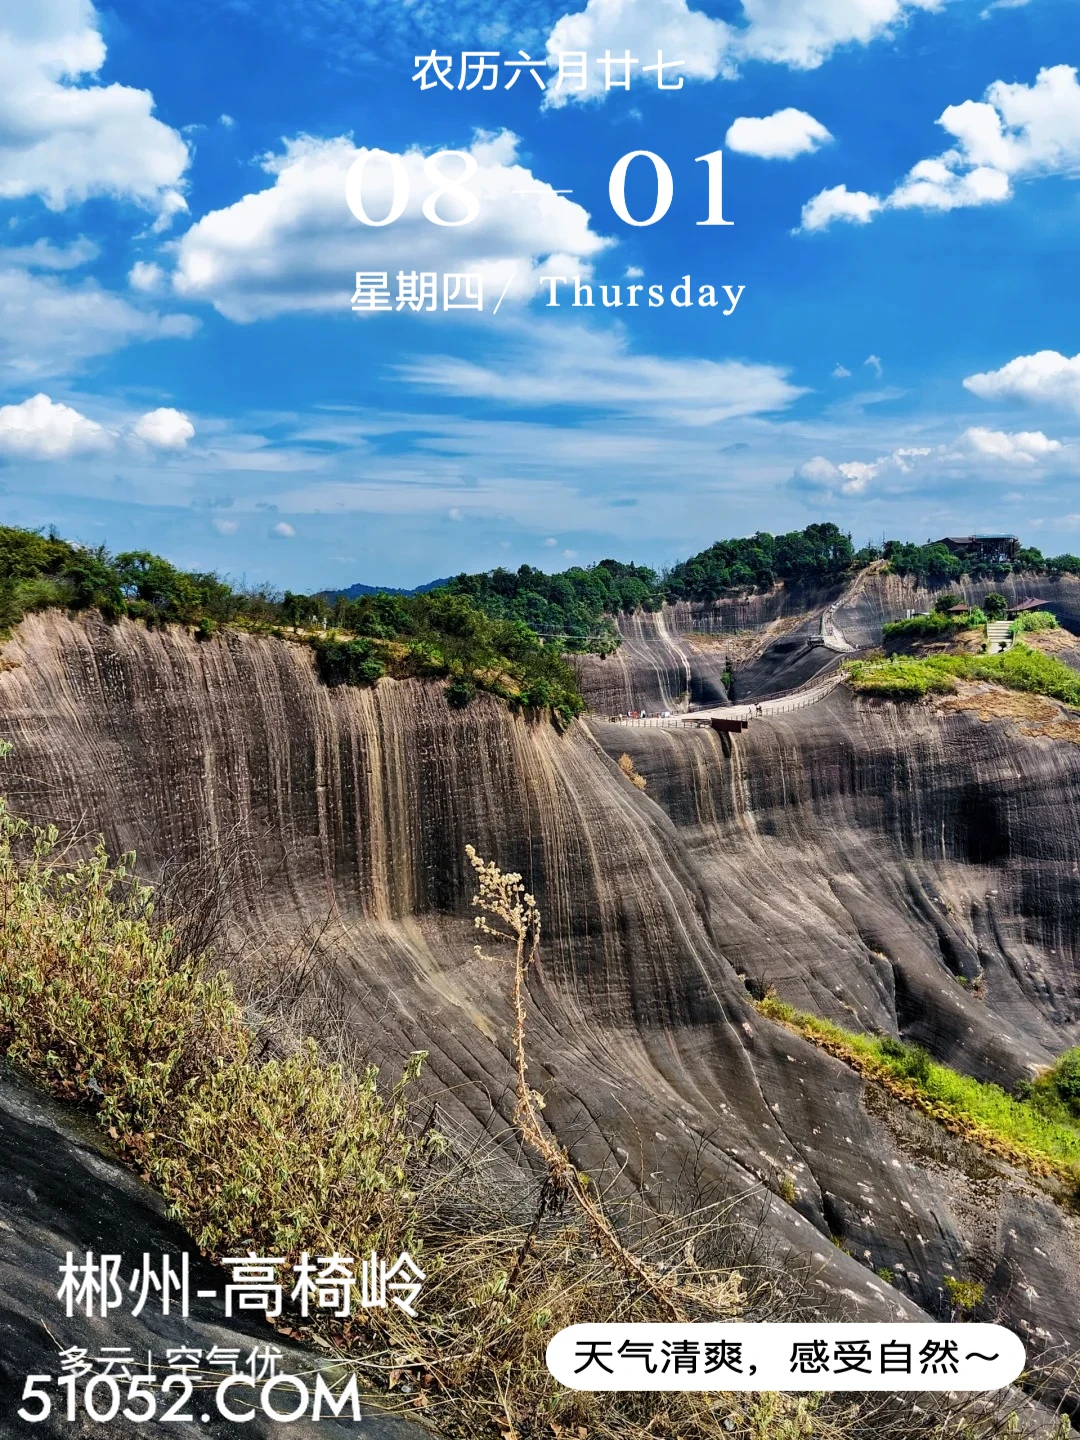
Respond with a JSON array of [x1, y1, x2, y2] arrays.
[[1, 606, 1079, 1374]]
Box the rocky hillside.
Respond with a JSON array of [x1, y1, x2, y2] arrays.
[[2, 587, 1080, 1401], [573, 568, 1080, 711]]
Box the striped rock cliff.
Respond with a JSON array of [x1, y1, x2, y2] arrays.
[[2, 601, 1080, 1380]]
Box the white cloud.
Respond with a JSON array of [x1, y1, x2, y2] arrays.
[[958, 426, 1061, 463], [734, 0, 942, 69], [832, 363, 851, 378], [541, 0, 942, 105], [0, 236, 98, 270], [798, 184, 881, 231], [803, 65, 1080, 230], [794, 424, 1067, 496], [0, 392, 201, 460], [726, 108, 832, 159], [0, 263, 197, 379], [937, 65, 1080, 178], [794, 444, 932, 493], [0, 0, 189, 214], [795, 455, 844, 487], [132, 406, 194, 450], [150, 189, 190, 235], [888, 157, 1010, 211], [964, 350, 1080, 415], [398, 323, 805, 424], [543, 536, 558, 545], [129, 261, 166, 293], [172, 130, 610, 322], [213, 517, 239, 534], [865, 354, 883, 377], [270, 521, 296, 537], [0, 391, 108, 457], [625, 265, 645, 278]]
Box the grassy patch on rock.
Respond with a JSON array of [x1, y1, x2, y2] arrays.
[[882, 611, 982, 643], [846, 642, 1080, 705], [755, 995, 1080, 1184]]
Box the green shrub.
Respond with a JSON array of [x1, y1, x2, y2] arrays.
[[984, 592, 1008, 620], [1028, 1048, 1080, 1121], [1012, 610, 1059, 635], [0, 576, 20, 637], [0, 798, 426, 1260], [979, 644, 1080, 705], [882, 612, 961, 641], [942, 1276, 984, 1315], [445, 674, 477, 708], [878, 1036, 932, 1083], [312, 636, 387, 687], [14, 574, 72, 615], [847, 656, 957, 698]]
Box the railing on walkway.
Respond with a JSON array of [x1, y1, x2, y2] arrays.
[[602, 671, 846, 729]]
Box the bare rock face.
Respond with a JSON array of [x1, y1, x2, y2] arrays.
[[572, 582, 850, 713], [2, 611, 1080, 1373]]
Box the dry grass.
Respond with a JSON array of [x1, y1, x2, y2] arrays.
[[938, 685, 1080, 748], [618, 753, 648, 789]]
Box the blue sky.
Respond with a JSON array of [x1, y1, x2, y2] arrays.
[[0, 0, 1078, 589]]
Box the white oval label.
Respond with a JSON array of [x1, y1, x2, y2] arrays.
[[546, 1323, 1025, 1391]]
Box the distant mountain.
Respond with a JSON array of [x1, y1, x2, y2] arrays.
[[321, 578, 450, 600]]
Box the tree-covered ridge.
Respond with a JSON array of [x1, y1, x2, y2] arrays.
[[880, 538, 1080, 583], [0, 526, 262, 634], [445, 523, 859, 634], [661, 522, 857, 601], [308, 589, 586, 722], [444, 557, 659, 652], [446, 525, 1080, 631], [0, 527, 585, 725], [6, 521, 1080, 719]]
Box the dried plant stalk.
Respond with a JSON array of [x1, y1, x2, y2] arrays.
[[467, 844, 716, 1319]]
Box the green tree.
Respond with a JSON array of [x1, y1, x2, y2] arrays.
[[64, 549, 124, 620], [984, 592, 1008, 620], [312, 637, 385, 686], [0, 575, 20, 635]]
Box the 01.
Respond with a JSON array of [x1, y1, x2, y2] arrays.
[[345, 148, 733, 228]]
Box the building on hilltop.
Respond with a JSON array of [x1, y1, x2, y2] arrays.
[[934, 535, 1020, 564]]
